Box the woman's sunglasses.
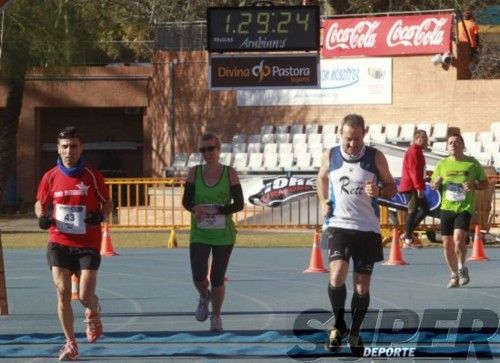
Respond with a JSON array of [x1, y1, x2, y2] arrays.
[[199, 146, 217, 153]]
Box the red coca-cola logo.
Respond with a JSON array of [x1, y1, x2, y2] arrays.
[[324, 20, 380, 50], [387, 18, 448, 47]]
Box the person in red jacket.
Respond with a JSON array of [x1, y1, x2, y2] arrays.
[[399, 130, 429, 248]]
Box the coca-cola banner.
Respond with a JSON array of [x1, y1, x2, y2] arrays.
[[322, 13, 453, 58]]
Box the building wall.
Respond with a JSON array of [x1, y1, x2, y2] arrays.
[[2, 51, 499, 204], [9, 67, 152, 204], [152, 51, 500, 168]]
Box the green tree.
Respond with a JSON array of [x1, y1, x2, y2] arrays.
[[0, 0, 100, 203]]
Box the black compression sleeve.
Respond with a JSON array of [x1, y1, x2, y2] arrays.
[[182, 182, 195, 212], [217, 184, 244, 215]]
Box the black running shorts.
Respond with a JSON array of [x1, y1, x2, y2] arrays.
[[326, 227, 383, 275], [46, 242, 101, 273], [440, 210, 472, 236]]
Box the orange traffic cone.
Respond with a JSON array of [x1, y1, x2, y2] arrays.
[[207, 255, 229, 282], [383, 228, 408, 265], [100, 222, 118, 256], [71, 274, 79, 301], [303, 231, 328, 273], [467, 224, 490, 262]]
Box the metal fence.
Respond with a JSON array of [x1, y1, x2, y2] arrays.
[[105, 177, 500, 236]]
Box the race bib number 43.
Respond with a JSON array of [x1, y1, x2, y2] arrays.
[[55, 204, 86, 234]]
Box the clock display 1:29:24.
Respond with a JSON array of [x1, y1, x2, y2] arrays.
[[225, 11, 310, 35]]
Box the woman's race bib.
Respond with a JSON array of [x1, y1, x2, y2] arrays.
[[197, 204, 225, 229], [445, 182, 466, 202], [55, 204, 86, 234]]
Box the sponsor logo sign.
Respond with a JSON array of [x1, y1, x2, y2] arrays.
[[247, 176, 316, 207], [209, 54, 319, 89], [237, 57, 391, 106], [322, 12, 453, 58]]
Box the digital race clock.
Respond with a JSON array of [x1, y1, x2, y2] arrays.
[[207, 6, 320, 52]]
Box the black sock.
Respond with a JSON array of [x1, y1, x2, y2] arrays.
[[328, 283, 347, 332], [350, 292, 370, 336]]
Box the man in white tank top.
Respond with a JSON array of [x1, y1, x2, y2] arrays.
[[316, 114, 397, 356]]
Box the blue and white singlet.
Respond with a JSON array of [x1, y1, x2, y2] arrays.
[[325, 145, 381, 234]]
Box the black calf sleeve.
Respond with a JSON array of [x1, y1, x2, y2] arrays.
[[351, 292, 370, 335], [328, 283, 347, 331]]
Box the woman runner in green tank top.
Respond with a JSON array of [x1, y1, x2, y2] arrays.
[[182, 133, 244, 333]]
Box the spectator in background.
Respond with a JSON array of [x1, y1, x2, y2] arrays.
[[458, 9, 480, 51], [457, 9, 480, 77], [399, 130, 429, 248]]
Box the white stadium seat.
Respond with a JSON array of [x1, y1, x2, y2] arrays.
[[263, 153, 279, 171], [292, 133, 307, 144], [293, 143, 308, 155], [247, 134, 261, 143], [247, 142, 261, 153], [263, 143, 278, 154], [248, 153, 264, 171], [321, 124, 337, 135], [260, 125, 274, 135], [307, 133, 322, 145], [219, 152, 232, 166], [430, 122, 448, 142], [278, 142, 293, 154], [290, 124, 304, 135], [232, 152, 248, 171], [385, 123, 400, 143], [261, 133, 276, 144], [305, 124, 320, 135], [187, 152, 203, 167], [275, 125, 290, 134], [278, 152, 294, 169], [398, 123, 416, 143], [232, 133, 247, 144], [232, 142, 247, 153], [275, 133, 290, 144]]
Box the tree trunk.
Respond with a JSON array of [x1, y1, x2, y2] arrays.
[[0, 80, 24, 206]]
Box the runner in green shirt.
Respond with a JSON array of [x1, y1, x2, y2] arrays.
[[182, 133, 243, 332], [431, 133, 488, 288]]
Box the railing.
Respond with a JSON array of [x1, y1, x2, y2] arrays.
[[105, 176, 500, 233]]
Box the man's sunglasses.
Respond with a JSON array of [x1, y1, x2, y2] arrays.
[[199, 146, 217, 153]]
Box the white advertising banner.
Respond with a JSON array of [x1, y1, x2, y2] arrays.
[[237, 57, 392, 106]]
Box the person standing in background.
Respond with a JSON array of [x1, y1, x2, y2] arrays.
[[399, 130, 429, 248]]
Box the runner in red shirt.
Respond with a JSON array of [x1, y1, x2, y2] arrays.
[[35, 126, 113, 361]]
